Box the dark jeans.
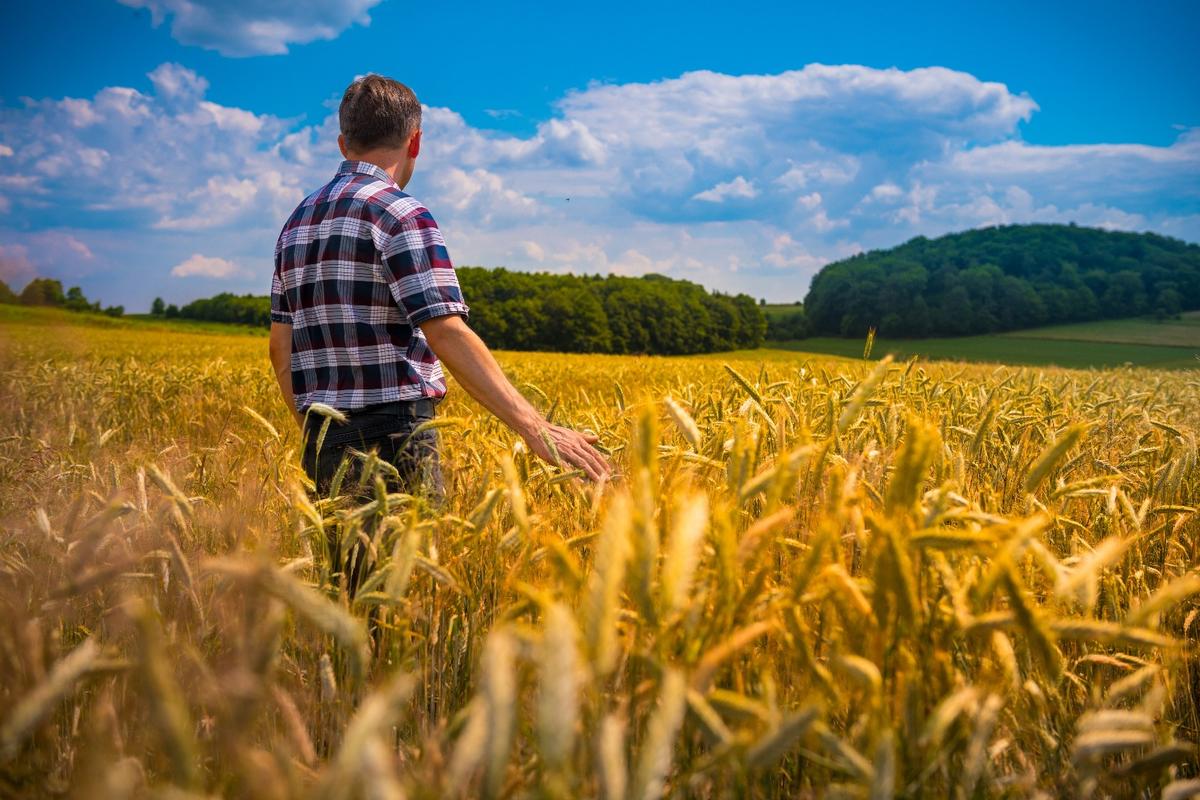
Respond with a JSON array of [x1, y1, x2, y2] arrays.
[[301, 399, 445, 501], [301, 400, 444, 599]]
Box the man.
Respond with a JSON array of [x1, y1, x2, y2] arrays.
[[269, 74, 610, 501]]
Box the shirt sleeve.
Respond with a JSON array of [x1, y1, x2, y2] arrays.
[[380, 207, 471, 326], [270, 249, 292, 324]]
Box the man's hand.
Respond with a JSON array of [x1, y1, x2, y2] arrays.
[[521, 421, 611, 483], [420, 314, 612, 482], [268, 322, 302, 429]]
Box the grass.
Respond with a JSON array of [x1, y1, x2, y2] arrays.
[[1002, 311, 1200, 349], [764, 312, 1199, 370], [760, 303, 806, 321], [0, 304, 268, 337], [9, 304, 1194, 370], [764, 308, 1199, 370], [2, 309, 1199, 798], [124, 312, 269, 336], [765, 335, 1198, 370]]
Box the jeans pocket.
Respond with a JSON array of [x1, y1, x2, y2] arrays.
[[303, 412, 442, 499], [319, 418, 399, 449], [383, 425, 442, 494]]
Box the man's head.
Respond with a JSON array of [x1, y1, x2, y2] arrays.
[[338, 74, 422, 187]]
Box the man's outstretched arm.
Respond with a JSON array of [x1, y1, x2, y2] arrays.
[[269, 321, 302, 429], [420, 314, 611, 482]]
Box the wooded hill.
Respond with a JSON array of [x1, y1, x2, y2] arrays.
[[801, 224, 1200, 338]]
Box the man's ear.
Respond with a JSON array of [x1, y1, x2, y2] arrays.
[[337, 134, 349, 159], [407, 130, 421, 159]]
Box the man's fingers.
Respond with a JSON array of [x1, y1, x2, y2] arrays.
[[580, 461, 602, 483], [552, 424, 599, 446], [538, 429, 568, 468], [561, 441, 600, 479], [533, 438, 562, 469], [528, 426, 611, 482], [578, 448, 604, 479], [564, 428, 605, 459], [583, 445, 610, 479], [580, 438, 614, 482], [563, 443, 601, 481], [562, 439, 606, 482], [572, 440, 610, 481]]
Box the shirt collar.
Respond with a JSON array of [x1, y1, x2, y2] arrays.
[[336, 159, 397, 186]]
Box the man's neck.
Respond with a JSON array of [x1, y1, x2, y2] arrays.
[[346, 149, 409, 187]]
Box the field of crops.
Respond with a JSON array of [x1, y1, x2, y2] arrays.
[[2, 312, 1199, 799]]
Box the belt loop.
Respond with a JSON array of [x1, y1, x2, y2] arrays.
[[361, 398, 437, 417]]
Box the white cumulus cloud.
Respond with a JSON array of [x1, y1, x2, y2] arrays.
[[0, 243, 36, 286], [1, 61, 1197, 306], [0, 233, 98, 287], [147, 62, 209, 100], [427, 167, 539, 225], [519, 240, 546, 262], [171, 253, 242, 278], [693, 176, 758, 202], [118, 0, 383, 56], [1, 63, 307, 234]]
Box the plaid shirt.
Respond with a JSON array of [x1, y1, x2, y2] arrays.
[[271, 160, 470, 412]]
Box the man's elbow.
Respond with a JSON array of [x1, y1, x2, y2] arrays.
[[419, 313, 469, 351], [268, 322, 292, 366]]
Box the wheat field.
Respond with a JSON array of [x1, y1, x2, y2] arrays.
[[1, 313, 1199, 799]]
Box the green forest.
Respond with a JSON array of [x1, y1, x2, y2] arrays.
[[0, 277, 124, 317], [456, 267, 764, 354], [799, 223, 1200, 338], [8, 223, 1196, 351], [170, 292, 272, 326], [76, 269, 764, 355], [2, 270, 765, 355]]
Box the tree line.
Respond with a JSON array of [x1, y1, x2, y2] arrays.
[[764, 304, 810, 341], [796, 223, 1200, 338], [21, 222, 1181, 349], [456, 268, 765, 354], [154, 292, 273, 326], [0, 278, 124, 316], [140, 268, 766, 354]]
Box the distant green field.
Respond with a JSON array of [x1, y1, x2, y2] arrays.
[[5, 304, 1196, 370], [0, 305, 267, 337], [123, 313, 268, 336], [762, 310, 1198, 369], [763, 336, 1195, 370], [1002, 311, 1200, 348], [761, 303, 806, 321]]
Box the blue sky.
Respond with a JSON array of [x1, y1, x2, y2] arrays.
[[1, 0, 1197, 310]]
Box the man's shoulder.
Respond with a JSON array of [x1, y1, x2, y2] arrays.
[[331, 174, 435, 231], [276, 171, 443, 254], [278, 177, 340, 234], [362, 185, 430, 229]]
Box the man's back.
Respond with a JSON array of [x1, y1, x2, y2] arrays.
[[266, 73, 610, 494], [272, 160, 470, 413]]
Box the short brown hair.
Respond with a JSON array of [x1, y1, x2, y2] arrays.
[[338, 74, 422, 153]]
